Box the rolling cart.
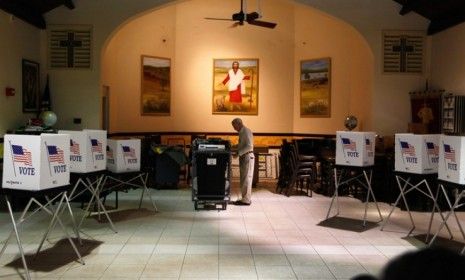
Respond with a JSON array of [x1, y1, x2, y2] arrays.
[[191, 138, 231, 210]]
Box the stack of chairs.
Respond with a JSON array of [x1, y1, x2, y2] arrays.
[[276, 139, 317, 197]]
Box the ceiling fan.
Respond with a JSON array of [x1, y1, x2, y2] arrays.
[[205, 0, 277, 29]]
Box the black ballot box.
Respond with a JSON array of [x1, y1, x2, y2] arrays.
[[191, 138, 231, 210]]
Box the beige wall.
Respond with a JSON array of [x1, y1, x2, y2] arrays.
[[0, 10, 42, 135], [292, 6, 373, 133], [431, 22, 465, 93], [0, 0, 431, 137], [102, 0, 373, 134]]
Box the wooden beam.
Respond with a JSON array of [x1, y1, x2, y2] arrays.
[[398, 0, 423, 16], [428, 13, 465, 35], [399, 6, 411, 15], [0, 0, 46, 29], [63, 0, 75, 9]]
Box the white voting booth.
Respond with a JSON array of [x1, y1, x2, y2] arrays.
[[2, 134, 70, 191], [328, 131, 382, 226], [58, 129, 107, 173], [336, 131, 376, 166], [1, 134, 83, 280], [106, 139, 141, 173], [438, 135, 465, 184], [382, 134, 444, 239], [394, 134, 440, 174], [429, 137, 465, 253]]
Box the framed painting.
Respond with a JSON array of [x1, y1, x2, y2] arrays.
[[141, 55, 171, 115], [22, 59, 40, 113], [300, 57, 331, 117], [213, 59, 258, 115]]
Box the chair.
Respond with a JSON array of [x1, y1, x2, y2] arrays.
[[285, 144, 316, 196], [276, 140, 316, 197]]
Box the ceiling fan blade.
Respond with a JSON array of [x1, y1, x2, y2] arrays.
[[229, 22, 242, 28], [248, 20, 277, 29], [205, 17, 234, 21]]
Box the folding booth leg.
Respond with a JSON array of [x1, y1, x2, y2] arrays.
[[5, 197, 31, 280]]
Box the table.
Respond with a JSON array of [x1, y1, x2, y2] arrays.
[[325, 165, 383, 226], [0, 186, 84, 280], [380, 172, 452, 242]]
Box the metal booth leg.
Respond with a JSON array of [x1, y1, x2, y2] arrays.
[[361, 169, 382, 227], [326, 167, 340, 219], [4, 197, 31, 280]]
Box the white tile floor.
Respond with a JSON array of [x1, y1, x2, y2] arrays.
[[0, 180, 464, 279]]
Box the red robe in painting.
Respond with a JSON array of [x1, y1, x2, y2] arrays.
[[222, 69, 250, 103]]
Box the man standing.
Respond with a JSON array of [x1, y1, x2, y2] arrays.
[[231, 118, 254, 206], [222, 61, 250, 110]]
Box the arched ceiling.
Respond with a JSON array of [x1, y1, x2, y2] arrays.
[[1, 0, 463, 35]]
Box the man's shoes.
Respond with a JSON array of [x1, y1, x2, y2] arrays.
[[233, 200, 251, 206]]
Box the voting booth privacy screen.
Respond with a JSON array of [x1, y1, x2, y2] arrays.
[[58, 129, 107, 173], [438, 135, 465, 184], [394, 134, 440, 174], [2, 134, 70, 191], [106, 139, 141, 173], [335, 131, 375, 167]]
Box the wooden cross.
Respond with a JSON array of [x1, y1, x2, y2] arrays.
[[392, 37, 414, 72], [60, 32, 82, 67]]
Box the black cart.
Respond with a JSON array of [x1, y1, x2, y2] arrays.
[[191, 138, 231, 210]]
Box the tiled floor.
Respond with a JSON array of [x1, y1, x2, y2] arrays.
[[0, 180, 463, 279]]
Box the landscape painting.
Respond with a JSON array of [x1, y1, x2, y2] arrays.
[[141, 55, 171, 115], [300, 58, 331, 117], [213, 59, 258, 115]]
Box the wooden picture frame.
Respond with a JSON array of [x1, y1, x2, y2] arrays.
[[300, 57, 331, 117], [212, 58, 258, 115], [22, 59, 40, 113], [141, 55, 171, 115]]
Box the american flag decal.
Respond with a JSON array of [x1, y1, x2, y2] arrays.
[[12, 145, 32, 166], [91, 139, 103, 153], [444, 144, 456, 162], [426, 142, 438, 157], [70, 139, 80, 155], [341, 138, 356, 151], [400, 141, 416, 157], [122, 146, 136, 158], [47, 145, 65, 164], [365, 138, 373, 152]]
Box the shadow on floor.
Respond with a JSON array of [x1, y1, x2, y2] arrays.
[[404, 234, 465, 253], [318, 216, 379, 232], [6, 238, 102, 271], [89, 208, 157, 223]]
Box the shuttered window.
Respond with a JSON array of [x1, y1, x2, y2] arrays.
[[383, 31, 424, 74], [49, 25, 92, 69]]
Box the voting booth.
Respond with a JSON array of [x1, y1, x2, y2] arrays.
[[335, 131, 376, 166], [394, 134, 440, 174], [106, 139, 141, 173], [327, 131, 382, 226], [58, 129, 107, 173], [2, 134, 70, 191], [382, 134, 447, 241], [429, 135, 465, 253], [438, 135, 465, 184]]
